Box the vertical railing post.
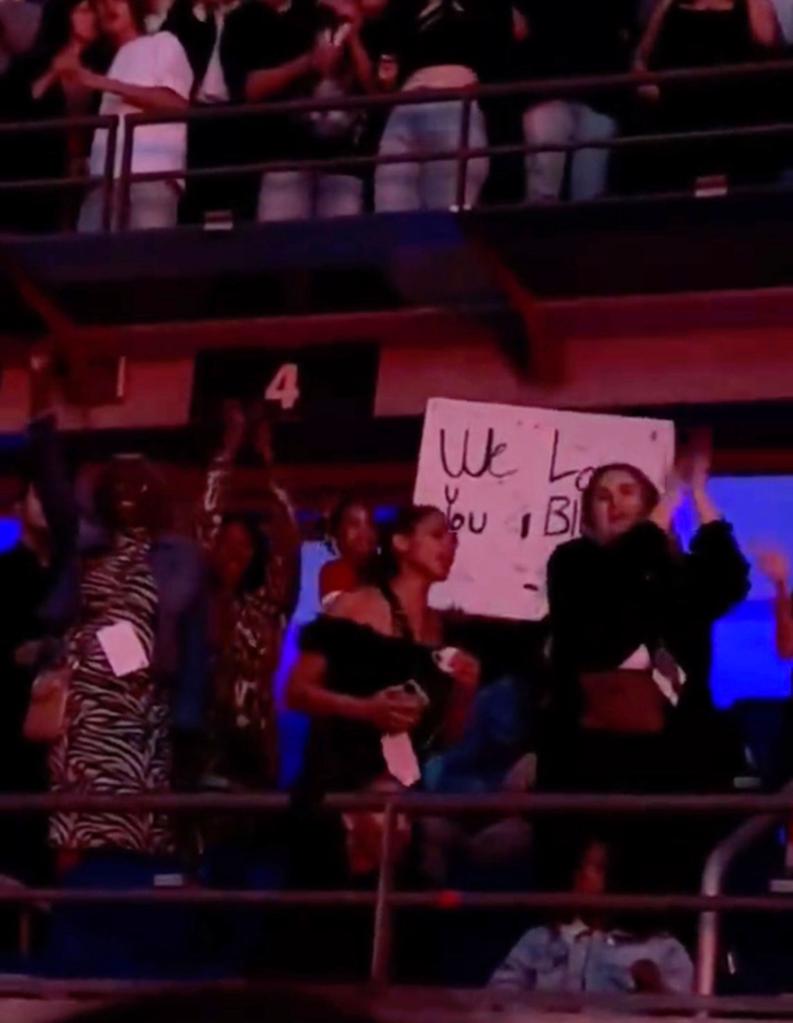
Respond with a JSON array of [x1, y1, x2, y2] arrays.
[[454, 94, 473, 212], [118, 115, 136, 231], [695, 785, 793, 998], [102, 116, 118, 233], [370, 801, 398, 985]]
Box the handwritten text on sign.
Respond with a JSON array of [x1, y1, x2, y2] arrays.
[[413, 399, 674, 621]]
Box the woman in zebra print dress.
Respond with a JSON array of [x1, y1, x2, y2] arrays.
[[49, 458, 174, 859]]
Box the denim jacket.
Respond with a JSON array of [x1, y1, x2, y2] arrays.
[[28, 415, 210, 733], [490, 921, 694, 994]]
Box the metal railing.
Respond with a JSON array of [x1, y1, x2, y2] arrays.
[[2, 57, 793, 233], [0, 788, 792, 1002], [695, 779, 793, 997], [0, 113, 118, 231]]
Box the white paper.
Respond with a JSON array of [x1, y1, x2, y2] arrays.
[[96, 620, 150, 678], [381, 733, 421, 788], [620, 646, 652, 671], [652, 663, 687, 707], [414, 398, 674, 620]]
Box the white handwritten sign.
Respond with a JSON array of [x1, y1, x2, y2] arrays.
[[413, 398, 675, 621]]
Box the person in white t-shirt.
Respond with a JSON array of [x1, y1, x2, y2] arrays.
[[55, 0, 193, 230]]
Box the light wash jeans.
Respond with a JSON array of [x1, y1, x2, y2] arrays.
[[522, 99, 618, 202], [257, 170, 363, 222], [375, 99, 489, 212], [78, 181, 180, 232]]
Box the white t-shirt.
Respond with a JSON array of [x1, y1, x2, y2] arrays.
[[195, 2, 238, 104], [89, 31, 193, 180]]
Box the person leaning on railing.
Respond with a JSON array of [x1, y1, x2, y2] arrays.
[[220, 0, 386, 223], [632, 0, 783, 193], [0, 0, 111, 233], [160, 0, 250, 224], [516, 0, 636, 203], [374, 0, 521, 213], [54, 0, 194, 231]]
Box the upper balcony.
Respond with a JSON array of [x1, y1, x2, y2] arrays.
[[3, 58, 793, 457]]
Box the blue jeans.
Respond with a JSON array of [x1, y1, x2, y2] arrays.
[[375, 99, 489, 212], [522, 100, 618, 202], [257, 170, 363, 222], [78, 181, 180, 232]]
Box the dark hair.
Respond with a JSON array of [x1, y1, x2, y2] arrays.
[[26, 0, 110, 78], [327, 494, 370, 543], [122, 0, 148, 35], [93, 456, 172, 535], [580, 463, 660, 534], [377, 504, 442, 581], [218, 513, 269, 595]]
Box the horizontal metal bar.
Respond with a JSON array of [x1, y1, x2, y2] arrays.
[[390, 890, 793, 913], [0, 887, 375, 906], [0, 886, 791, 912], [0, 115, 115, 135], [117, 118, 793, 188], [0, 175, 106, 193], [2, 979, 793, 1016], [128, 57, 793, 127], [2, 58, 789, 138], [3, 791, 793, 814]]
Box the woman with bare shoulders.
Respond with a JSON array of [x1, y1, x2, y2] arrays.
[[287, 505, 480, 879]]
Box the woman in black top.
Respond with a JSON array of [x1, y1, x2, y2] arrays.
[[539, 452, 749, 896], [0, 0, 109, 231], [634, 0, 782, 190], [542, 452, 750, 795], [287, 505, 480, 878]]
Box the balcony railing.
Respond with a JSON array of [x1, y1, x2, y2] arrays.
[[2, 58, 793, 233], [1, 787, 792, 1007]]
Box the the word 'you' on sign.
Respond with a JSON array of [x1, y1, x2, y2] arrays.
[[413, 398, 674, 621]]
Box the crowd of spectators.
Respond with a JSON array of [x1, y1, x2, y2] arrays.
[[1, 0, 793, 232], [4, 350, 793, 992]]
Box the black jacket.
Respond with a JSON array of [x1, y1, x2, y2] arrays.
[[546, 519, 750, 729], [162, 0, 224, 94]]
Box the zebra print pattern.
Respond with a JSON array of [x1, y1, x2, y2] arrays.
[[49, 531, 173, 855]]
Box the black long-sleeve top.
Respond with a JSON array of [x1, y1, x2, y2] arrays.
[[546, 520, 750, 729]]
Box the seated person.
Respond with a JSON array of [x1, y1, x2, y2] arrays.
[[489, 838, 694, 995]]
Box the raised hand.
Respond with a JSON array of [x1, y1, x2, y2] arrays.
[[219, 399, 246, 461], [756, 548, 790, 588]]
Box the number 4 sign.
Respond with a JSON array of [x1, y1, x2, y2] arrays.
[[264, 364, 300, 411], [190, 343, 379, 425]]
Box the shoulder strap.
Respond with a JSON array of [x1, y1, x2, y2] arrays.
[[379, 584, 415, 642]]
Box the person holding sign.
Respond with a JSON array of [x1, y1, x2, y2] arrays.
[[540, 446, 750, 888], [287, 505, 480, 880]]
